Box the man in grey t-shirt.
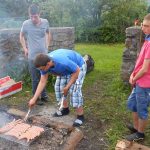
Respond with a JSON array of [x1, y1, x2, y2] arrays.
[[20, 4, 51, 105]]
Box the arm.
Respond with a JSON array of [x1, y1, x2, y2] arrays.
[[20, 32, 28, 57], [63, 67, 80, 96], [131, 59, 150, 85], [46, 31, 51, 49], [28, 74, 48, 107]]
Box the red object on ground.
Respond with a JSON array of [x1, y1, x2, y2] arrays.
[[0, 76, 22, 99]]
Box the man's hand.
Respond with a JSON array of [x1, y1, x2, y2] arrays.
[[63, 86, 69, 96], [28, 98, 37, 108], [24, 47, 28, 57], [62, 67, 80, 96]]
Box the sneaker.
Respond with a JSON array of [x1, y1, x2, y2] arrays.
[[53, 107, 70, 117], [73, 115, 84, 127], [41, 96, 49, 103], [36, 98, 44, 105], [126, 124, 137, 133], [125, 132, 145, 142]]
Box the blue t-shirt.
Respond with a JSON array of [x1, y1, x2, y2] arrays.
[[40, 49, 84, 76]]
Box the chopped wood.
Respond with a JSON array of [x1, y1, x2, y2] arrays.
[[115, 139, 150, 150], [7, 108, 26, 117], [30, 116, 74, 132], [63, 128, 84, 150]]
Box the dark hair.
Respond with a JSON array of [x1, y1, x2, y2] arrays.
[[144, 13, 150, 21], [34, 53, 51, 68], [28, 4, 40, 15]]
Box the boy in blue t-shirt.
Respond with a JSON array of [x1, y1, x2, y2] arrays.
[[28, 49, 87, 127]]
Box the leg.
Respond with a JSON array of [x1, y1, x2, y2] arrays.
[[28, 60, 48, 104], [126, 85, 150, 141], [75, 106, 84, 116], [63, 99, 69, 108], [136, 86, 149, 133], [28, 60, 47, 96], [138, 118, 147, 133], [70, 62, 86, 126], [126, 87, 138, 132], [132, 112, 138, 130], [53, 75, 70, 117], [126, 118, 147, 142]]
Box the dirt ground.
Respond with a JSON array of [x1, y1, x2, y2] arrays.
[[76, 81, 109, 150], [0, 79, 110, 150]]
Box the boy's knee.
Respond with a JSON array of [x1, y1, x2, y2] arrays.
[[127, 100, 137, 112], [138, 109, 148, 120]]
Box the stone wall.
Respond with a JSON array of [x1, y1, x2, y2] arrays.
[[49, 27, 75, 50], [0, 27, 75, 81], [121, 26, 144, 83]]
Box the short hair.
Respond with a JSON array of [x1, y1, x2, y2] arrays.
[[28, 4, 40, 15], [144, 14, 150, 21], [34, 53, 51, 68]]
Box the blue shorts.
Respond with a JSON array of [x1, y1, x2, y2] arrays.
[[54, 61, 87, 108], [127, 84, 150, 119]]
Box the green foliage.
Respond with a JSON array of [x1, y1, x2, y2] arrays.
[[0, 0, 149, 43], [99, 26, 125, 43], [100, 0, 147, 42], [0, 0, 29, 17], [79, 26, 125, 43]]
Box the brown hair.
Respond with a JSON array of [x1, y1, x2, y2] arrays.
[[28, 4, 40, 15], [34, 53, 51, 68]]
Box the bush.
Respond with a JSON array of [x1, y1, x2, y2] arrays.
[[99, 26, 125, 43], [76, 26, 125, 43]]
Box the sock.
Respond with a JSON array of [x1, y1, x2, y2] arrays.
[[133, 128, 138, 132], [61, 107, 69, 114], [137, 132, 145, 137], [77, 115, 84, 122]]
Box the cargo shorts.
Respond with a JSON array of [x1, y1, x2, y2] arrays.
[[54, 61, 87, 108], [127, 84, 150, 119]]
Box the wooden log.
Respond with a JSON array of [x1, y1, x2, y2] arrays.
[[63, 128, 84, 150], [7, 108, 26, 117], [115, 139, 150, 150], [29, 116, 74, 132]]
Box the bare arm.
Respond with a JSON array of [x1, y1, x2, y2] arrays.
[[28, 74, 49, 107], [20, 32, 28, 57], [131, 59, 150, 85], [63, 67, 80, 96], [46, 31, 51, 49]]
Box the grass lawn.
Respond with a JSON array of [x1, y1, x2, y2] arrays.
[[75, 43, 150, 149]]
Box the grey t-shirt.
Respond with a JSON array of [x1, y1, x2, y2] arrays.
[[21, 18, 50, 60]]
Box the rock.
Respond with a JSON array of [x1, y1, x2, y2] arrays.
[[0, 27, 75, 81], [121, 26, 144, 83], [0, 29, 28, 81]]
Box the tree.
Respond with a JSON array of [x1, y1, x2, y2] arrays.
[[0, 0, 29, 17], [100, 0, 147, 42]]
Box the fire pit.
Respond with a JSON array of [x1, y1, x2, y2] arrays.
[[0, 107, 84, 150]]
